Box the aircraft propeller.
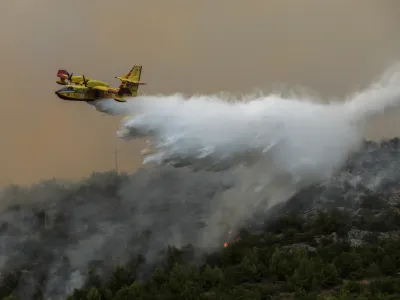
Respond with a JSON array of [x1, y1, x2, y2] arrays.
[[82, 75, 87, 87]]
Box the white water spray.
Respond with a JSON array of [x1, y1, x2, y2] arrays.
[[94, 63, 400, 248], [96, 63, 400, 178]]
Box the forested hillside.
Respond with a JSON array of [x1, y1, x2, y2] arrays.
[[1, 138, 400, 299]]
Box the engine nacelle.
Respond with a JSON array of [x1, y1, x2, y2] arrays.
[[86, 80, 109, 88]]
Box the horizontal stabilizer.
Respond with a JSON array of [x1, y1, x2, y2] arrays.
[[56, 79, 67, 85], [115, 76, 147, 85]]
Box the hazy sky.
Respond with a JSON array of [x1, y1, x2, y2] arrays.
[[1, 0, 400, 185]]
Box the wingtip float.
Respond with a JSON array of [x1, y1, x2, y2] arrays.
[[55, 65, 146, 103]]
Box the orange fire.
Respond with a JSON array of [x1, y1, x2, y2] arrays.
[[223, 230, 241, 248]]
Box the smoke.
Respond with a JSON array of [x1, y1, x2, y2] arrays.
[[343, 62, 400, 121], [0, 169, 234, 299], [93, 63, 400, 246]]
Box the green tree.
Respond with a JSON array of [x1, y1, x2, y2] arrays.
[[226, 285, 262, 300], [289, 257, 315, 291], [269, 247, 292, 281], [334, 251, 363, 279], [380, 255, 397, 276], [321, 263, 341, 288], [364, 262, 381, 278], [233, 247, 267, 283], [86, 287, 101, 300], [343, 280, 362, 294], [201, 265, 224, 290], [106, 265, 137, 294], [113, 281, 153, 300]]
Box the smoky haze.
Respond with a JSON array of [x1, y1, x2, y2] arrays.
[[1, 0, 400, 185]]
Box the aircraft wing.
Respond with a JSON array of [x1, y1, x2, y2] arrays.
[[91, 86, 108, 92], [92, 86, 119, 94], [115, 77, 146, 85], [92, 85, 125, 102]]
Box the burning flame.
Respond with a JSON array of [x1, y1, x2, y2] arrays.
[[223, 231, 233, 248], [223, 230, 241, 248]]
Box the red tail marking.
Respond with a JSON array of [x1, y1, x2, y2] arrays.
[[118, 69, 133, 89], [57, 69, 69, 79]]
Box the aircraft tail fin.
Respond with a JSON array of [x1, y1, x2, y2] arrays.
[[56, 69, 70, 85], [115, 65, 146, 98], [57, 69, 69, 79], [126, 65, 143, 83]]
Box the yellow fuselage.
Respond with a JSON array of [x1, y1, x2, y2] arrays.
[[55, 86, 115, 101]]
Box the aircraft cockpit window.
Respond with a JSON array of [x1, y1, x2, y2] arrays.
[[58, 87, 74, 92]]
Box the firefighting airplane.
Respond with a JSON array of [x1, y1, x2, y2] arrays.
[[55, 65, 146, 102]]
